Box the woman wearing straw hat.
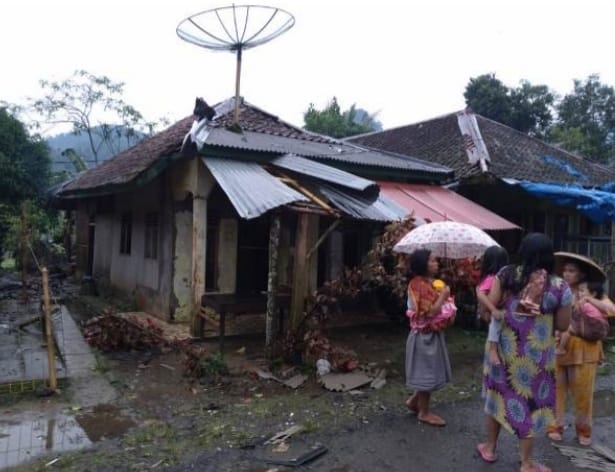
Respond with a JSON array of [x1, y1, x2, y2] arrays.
[[547, 252, 615, 446]]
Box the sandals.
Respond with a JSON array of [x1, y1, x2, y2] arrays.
[[547, 431, 562, 442], [476, 443, 498, 463], [578, 436, 592, 446], [418, 412, 446, 427]]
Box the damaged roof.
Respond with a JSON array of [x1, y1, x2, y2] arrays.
[[348, 111, 615, 187], [202, 156, 408, 222], [59, 97, 451, 196]]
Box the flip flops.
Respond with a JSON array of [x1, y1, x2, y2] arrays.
[[476, 443, 498, 463], [578, 436, 592, 446], [418, 413, 446, 427], [547, 431, 562, 441]]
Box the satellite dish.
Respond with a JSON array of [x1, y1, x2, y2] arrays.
[[177, 5, 295, 125]]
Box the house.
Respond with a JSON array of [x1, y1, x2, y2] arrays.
[[57, 97, 475, 333], [349, 110, 615, 263]]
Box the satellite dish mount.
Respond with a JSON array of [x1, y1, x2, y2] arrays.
[[177, 5, 295, 125]]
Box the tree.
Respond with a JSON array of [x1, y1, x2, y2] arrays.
[[464, 74, 555, 137], [552, 74, 615, 163], [303, 97, 382, 138], [0, 108, 50, 203], [27, 70, 159, 166], [0, 108, 51, 254]]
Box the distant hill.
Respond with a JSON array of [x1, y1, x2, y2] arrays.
[[46, 125, 145, 175]]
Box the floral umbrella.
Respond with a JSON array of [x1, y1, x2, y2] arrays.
[[393, 221, 500, 259]]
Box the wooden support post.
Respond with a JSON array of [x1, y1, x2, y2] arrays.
[[21, 203, 29, 304], [290, 213, 309, 331], [265, 214, 281, 352], [41, 267, 57, 392]]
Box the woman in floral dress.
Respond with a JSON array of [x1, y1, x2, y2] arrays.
[[476, 233, 572, 472]]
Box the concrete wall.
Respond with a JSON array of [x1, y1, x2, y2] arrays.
[[85, 175, 175, 319], [169, 158, 215, 322]]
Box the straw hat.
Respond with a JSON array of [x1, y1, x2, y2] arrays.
[[554, 251, 606, 283]]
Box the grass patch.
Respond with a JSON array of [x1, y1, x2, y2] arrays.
[[0, 257, 16, 270]]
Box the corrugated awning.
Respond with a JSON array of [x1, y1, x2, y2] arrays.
[[378, 182, 519, 230], [318, 183, 408, 222], [202, 157, 308, 219]]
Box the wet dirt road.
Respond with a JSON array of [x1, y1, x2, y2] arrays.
[[167, 393, 615, 472]]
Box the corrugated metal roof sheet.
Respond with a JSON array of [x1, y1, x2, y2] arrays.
[[204, 128, 452, 174], [378, 182, 519, 230], [271, 154, 377, 192], [317, 144, 454, 175], [318, 183, 408, 222], [202, 157, 308, 219]]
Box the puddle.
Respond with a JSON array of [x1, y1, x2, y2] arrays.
[[593, 390, 615, 418], [0, 404, 135, 469], [0, 410, 90, 469], [75, 404, 135, 441]]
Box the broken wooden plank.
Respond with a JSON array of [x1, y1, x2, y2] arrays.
[[265, 425, 305, 445]]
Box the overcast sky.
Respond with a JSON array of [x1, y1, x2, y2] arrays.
[[2, 0, 614, 135]]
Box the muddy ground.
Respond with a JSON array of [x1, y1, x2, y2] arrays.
[[2, 277, 615, 472]]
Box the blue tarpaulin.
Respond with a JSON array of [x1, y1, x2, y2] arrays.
[[517, 181, 615, 223]]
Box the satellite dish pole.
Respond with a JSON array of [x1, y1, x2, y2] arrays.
[[177, 4, 295, 126]]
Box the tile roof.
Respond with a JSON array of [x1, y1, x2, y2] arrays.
[[349, 112, 615, 187], [59, 98, 450, 196]]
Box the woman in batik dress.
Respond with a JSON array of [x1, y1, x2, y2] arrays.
[[476, 233, 572, 472]]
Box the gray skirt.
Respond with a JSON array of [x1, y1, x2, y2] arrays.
[[405, 330, 452, 392]]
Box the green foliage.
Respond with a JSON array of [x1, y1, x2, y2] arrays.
[[27, 70, 164, 166], [303, 97, 382, 138], [0, 108, 50, 203], [199, 353, 228, 377], [464, 73, 555, 137], [0, 109, 53, 255], [553, 74, 615, 163], [465, 73, 615, 163]]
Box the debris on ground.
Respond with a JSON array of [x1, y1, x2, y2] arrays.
[[316, 359, 331, 376], [370, 369, 387, 390], [256, 443, 328, 467], [319, 372, 373, 392], [265, 425, 305, 445], [553, 443, 615, 471], [304, 331, 359, 372], [251, 368, 307, 389]]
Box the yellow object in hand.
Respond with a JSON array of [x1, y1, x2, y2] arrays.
[[432, 279, 445, 292]]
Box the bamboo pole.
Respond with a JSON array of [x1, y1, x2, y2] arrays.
[[265, 214, 281, 353], [21, 203, 28, 304], [233, 47, 243, 125], [41, 267, 57, 391]]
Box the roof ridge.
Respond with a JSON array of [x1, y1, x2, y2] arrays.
[[472, 114, 590, 162], [347, 109, 465, 140]]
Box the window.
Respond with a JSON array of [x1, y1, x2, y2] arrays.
[[120, 212, 132, 255], [144, 212, 159, 260]]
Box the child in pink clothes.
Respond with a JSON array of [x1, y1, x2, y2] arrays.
[[557, 281, 608, 354]]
